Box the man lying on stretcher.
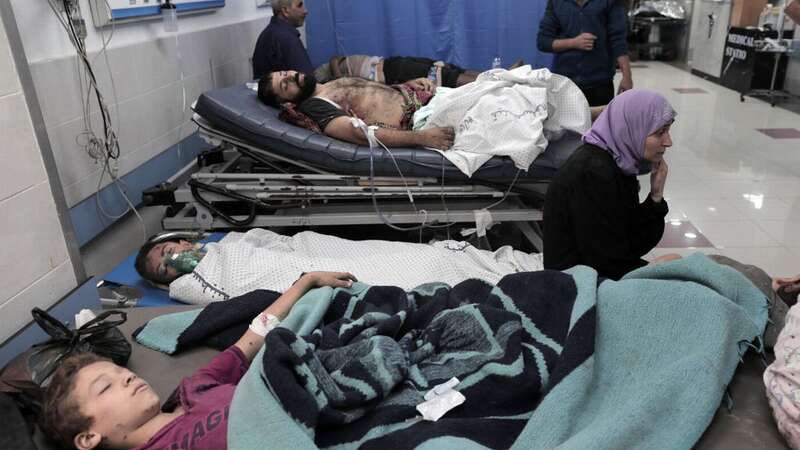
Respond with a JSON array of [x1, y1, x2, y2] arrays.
[[257, 68, 605, 152]]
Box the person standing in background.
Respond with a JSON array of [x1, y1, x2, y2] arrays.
[[537, 0, 633, 106], [252, 0, 313, 79]]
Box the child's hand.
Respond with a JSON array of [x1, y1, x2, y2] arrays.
[[304, 271, 357, 289]]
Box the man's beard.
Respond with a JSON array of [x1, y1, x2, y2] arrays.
[[292, 72, 317, 104]]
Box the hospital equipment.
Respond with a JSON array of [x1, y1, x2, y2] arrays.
[[161, 0, 178, 32], [142, 84, 582, 250], [165, 248, 205, 274], [87, 0, 225, 27]]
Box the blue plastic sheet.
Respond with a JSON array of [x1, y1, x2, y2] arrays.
[[305, 0, 553, 72]]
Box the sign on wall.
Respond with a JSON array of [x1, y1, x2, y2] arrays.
[[89, 0, 225, 27]]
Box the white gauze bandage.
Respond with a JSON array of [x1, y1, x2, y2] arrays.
[[249, 312, 281, 337]]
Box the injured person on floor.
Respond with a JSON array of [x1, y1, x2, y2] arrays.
[[56, 254, 771, 450], [135, 228, 545, 305], [258, 65, 602, 177]]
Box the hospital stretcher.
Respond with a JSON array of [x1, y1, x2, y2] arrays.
[[146, 84, 584, 250]]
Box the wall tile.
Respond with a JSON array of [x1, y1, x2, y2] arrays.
[[0, 182, 70, 300], [34, 21, 266, 208], [89, 43, 145, 105], [0, 261, 76, 343], [0, 92, 47, 201], [28, 57, 84, 128], [0, 20, 21, 97], [47, 112, 106, 194]]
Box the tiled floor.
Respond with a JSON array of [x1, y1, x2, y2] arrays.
[[628, 62, 800, 277]]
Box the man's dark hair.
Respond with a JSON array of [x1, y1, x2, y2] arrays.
[[40, 353, 110, 450], [134, 237, 183, 284], [258, 72, 280, 108]]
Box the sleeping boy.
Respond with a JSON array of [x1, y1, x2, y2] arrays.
[[40, 272, 355, 450]]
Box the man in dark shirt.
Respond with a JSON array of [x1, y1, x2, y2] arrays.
[[252, 0, 313, 79], [537, 0, 633, 106]]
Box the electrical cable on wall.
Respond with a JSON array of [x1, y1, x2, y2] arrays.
[[47, 0, 148, 243]]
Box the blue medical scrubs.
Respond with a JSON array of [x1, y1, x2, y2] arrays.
[[252, 16, 314, 79]]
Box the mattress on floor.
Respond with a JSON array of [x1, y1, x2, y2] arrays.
[[192, 84, 581, 183], [102, 233, 225, 307]]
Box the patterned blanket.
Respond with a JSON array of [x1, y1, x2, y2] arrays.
[[262, 271, 587, 449], [136, 254, 768, 450], [228, 254, 767, 450]]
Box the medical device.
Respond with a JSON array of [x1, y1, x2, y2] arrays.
[[161, 0, 178, 32], [87, 0, 225, 28], [164, 247, 206, 274]]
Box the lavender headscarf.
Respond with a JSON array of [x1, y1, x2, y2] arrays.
[[583, 90, 676, 176]]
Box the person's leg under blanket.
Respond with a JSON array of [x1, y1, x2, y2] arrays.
[[707, 254, 786, 349]]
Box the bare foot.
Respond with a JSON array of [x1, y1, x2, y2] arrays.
[[509, 59, 524, 70]]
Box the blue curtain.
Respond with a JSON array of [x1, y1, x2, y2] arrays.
[[305, 0, 553, 72]]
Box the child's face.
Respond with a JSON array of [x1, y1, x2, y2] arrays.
[[72, 361, 161, 449]]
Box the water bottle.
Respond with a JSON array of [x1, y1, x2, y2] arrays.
[[492, 56, 502, 69], [428, 65, 438, 82]]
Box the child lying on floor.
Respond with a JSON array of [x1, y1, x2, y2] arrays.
[[40, 271, 355, 450]]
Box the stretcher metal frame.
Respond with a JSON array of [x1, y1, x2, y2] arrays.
[[156, 114, 547, 250]]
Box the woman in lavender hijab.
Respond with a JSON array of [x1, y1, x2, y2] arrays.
[[542, 89, 679, 280]]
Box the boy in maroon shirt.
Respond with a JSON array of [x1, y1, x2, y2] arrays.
[[40, 272, 355, 450]]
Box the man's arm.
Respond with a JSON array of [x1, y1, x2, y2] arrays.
[[608, 1, 633, 93], [786, 0, 800, 24], [234, 271, 355, 362], [323, 116, 454, 150], [616, 55, 633, 92]]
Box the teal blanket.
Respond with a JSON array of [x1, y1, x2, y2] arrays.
[[228, 254, 766, 450]]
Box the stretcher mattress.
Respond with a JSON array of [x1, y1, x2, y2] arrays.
[[193, 84, 581, 183]]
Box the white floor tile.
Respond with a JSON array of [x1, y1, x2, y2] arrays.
[[665, 197, 745, 222], [760, 221, 800, 248], [729, 196, 800, 222], [692, 220, 781, 248]]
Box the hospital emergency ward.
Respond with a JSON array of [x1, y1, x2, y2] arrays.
[[4, 0, 800, 448]]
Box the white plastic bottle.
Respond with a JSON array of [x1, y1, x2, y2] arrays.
[[428, 65, 438, 81], [492, 56, 502, 69]]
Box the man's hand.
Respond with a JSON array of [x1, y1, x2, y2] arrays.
[[571, 33, 597, 51], [406, 78, 437, 93], [774, 275, 800, 294], [618, 76, 633, 94], [415, 127, 455, 150], [303, 271, 357, 289], [649, 160, 669, 202]]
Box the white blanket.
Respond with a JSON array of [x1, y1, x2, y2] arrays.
[[414, 66, 591, 177], [169, 229, 544, 305]]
